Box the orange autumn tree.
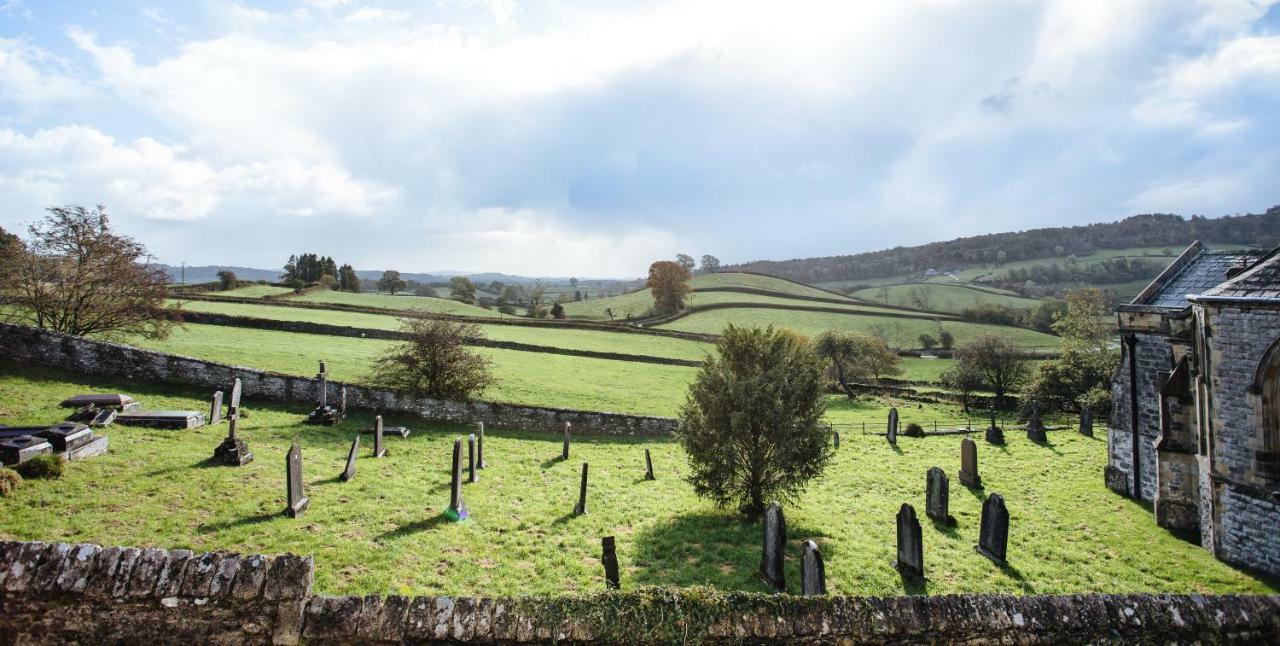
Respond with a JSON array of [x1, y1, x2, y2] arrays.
[[646, 260, 692, 315]]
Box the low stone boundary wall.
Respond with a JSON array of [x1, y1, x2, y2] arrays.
[[0, 323, 677, 436], [2, 540, 1277, 645]]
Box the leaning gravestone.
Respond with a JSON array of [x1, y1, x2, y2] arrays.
[[446, 438, 467, 521], [976, 493, 1009, 565], [601, 536, 620, 590], [573, 462, 589, 515], [1079, 407, 1094, 437], [925, 467, 956, 526], [887, 408, 899, 444], [477, 422, 486, 469], [467, 434, 478, 484], [372, 416, 386, 458], [895, 503, 924, 580], [1026, 411, 1047, 443], [209, 391, 224, 425], [800, 539, 826, 596], [985, 413, 1005, 445], [227, 378, 243, 418], [643, 449, 655, 481], [340, 436, 359, 482], [759, 501, 786, 591], [284, 443, 309, 518], [562, 421, 571, 460], [958, 437, 982, 488]]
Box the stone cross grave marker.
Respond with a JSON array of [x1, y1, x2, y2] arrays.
[[1079, 407, 1094, 437], [601, 536, 620, 590], [213, 379, 252, 466], [573, 462, 589, 515], [801, 540, 827, 596], [209, 391, 223, 425], [985, 412, 1004, 445], [372, 416, 386, 458], [477, 422, 486, 469], [446, 438, 467, 521], [284, 443, 309, 517], [959, 437, 982, 488], [644, 448, 655, 481], [562, 421, 571, 460], [228, 378, 243, 422], [887, 407, 899, 444], [895, 503, 924, 580], [317, 361, 328, 408], [976, 493, 1009, 565], [467, 434, 478, 484], [340, 436, 359, 482], [926, 467, 956, 526], [759, 501, 786, 591]]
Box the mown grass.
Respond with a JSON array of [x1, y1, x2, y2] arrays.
[[851, 284, 1041, 313], [1, 367, 1273, 598], [292, 290, 509, 318], [206, 284, 296, 298], [657, 308, 1060, 350]]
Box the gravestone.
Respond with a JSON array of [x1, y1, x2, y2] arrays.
[[363, 415, 409, 443], [116, 410, 205, 429], [1079, 407, 1094, 437], [1026, 412, 1047, 443], [759, 501, 786, 591], [213, 403, 253, 466], [0, 435, 53, 466], [446, 438, 467, 521], [339, 386, 347, 417], [284, 443, 309, 517], [65, 404, 114, 427], [477, 422, 486, 469], [467, 434, 478, 484], [372, 416, 386, 458], [340, 436, 359, 482], [895, 503, 924, 580], [644, 448, 655, 481], [227, 378, 243, 418], [925, 467, 956, 526], [209, 391, 224, 425], [958, 437, 982, 488], [562, 421, 571, 460], [833, 431, 840, 449], [573, 462, 589, 515], [887, 408, 899, 444], [800, 539, 827, 596], [306, 361, 344, 425], [60, 394, 136, 409], [975, 493, 1009, 565], [985, 412, 1005, 445], [601, 536, 620, 590], [37, 423, 94, 452]]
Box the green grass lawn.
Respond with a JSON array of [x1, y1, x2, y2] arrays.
[[657, 308, 1060, 350], [851, 284, 1042, 313], [291, 289, 508, 318], [206, 284, 296, 298], [562, 272, 859, 320], [2, 368, 1273, 598]]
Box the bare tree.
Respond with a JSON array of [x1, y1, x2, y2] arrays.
[[2, 205, 174, 340]]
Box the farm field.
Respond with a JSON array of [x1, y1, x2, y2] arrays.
[[292, 289, 508, 318], [851, 284, 1042, 313], [562, 272, 867, 320], [203, 284, 295, 298], [2, 368, 1274, 598]]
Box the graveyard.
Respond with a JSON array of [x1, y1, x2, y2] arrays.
[[1, 365, 1274, 599]]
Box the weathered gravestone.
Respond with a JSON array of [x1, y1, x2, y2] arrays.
[[976, 493, 1009, 565], [65, 405, 116, 427], [209, 391, 224, 425], [445, 438, 467, 521], [339, 436, 360, 482], [925, 467, 956, 526], [573, 462, 589, 515], [985, 413, 1005, 445], [759, 501, 786, 591], [284, 443, 309, 518], [833, 431, 840, 449], [1079, 407, 1094, 437], [213, 384, 253, 466], [887, 408, 899, 444], [895, 503, 924, 580], [306, 361, 344, 425], [562, 421, 571, 460], [601, 536, 620, 590], [37, 423, 94, 452], [477, 422, 486, 469], [958, 437, 982, 488], [116, 410, 205, 429], [0, 435, 53, 466], [227, 378, 243, 417], [372, 416, 386, 458], [800, 539, 827, 596], [643, 448, 655, 481], [1026, 411, 1047, 443], [467, 434, 478, 484], [60, 394, 136, 409], [339, 386, 347, 417]]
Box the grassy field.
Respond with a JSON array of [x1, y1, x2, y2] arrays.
[[1, 368, 1273, 598], [205, 284, 296, 298], [562, 272, 861, 320], [657, 308, 1060, 350], [851, 284, 1041, 313], [292, 289, 508, 318]]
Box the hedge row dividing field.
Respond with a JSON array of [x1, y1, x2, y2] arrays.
[[1, 368, 1273, 599]]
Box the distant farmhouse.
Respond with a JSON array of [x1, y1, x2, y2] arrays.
[[1108, 241, 1280, 577]]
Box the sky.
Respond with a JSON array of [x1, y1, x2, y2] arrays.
[[1, 1, 1278, 277]]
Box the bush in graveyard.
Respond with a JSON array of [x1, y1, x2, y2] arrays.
[[369, 312, 495, 401], [904, 422, 924, 437], [0, 468, 21, 496], [14, 455, 64, 480], [677, 325, 831, 519]]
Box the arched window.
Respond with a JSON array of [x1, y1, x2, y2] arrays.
[[1255, 337, 1280, 482]]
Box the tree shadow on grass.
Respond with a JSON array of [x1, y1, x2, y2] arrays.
[[631, 512, 833, 594], [540, 455, 568, 469], [375, 514, 452, 542]]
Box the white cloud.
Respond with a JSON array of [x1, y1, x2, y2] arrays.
[[0, 39, 98, 114], [1136, 34, 1280, 127]]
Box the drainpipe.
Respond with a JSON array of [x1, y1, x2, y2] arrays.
[[1124, 333, 1141, 499]]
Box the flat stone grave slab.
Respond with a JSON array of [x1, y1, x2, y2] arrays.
[[360, 425, 410, 438], [0, 435, 54, 466], [65, 436, 109, 461], [115, 410, 206, 430], [37, 423, 95, 452], [59, 394, 136, 409]]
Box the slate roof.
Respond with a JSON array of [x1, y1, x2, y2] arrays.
[[1131, 242, 1263, 309], [1196, 247, 1280, 301]]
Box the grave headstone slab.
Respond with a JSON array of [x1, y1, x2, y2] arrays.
[[601, 536, 620, 590], [925, 467, 956, 526], [65, 405, 98, 424], [115, 410, 205, 430], [60, 394, 135, 409], [0, 435, 54, 465], [66, 436, 109, 461], [985, 413, 1005, 445], [37, 423, 94, 452], [372, 416, 386, 458], [759, 501, 786, 591], [800, 539, 826, 596], [340, 436, 359, 482], [1026, 413, 1047, 443], [1079, 407, 1094, 437], [228, 378, 243, 416], [887, 408, 899, 444], [89, 408, 116, 427], [284, 443, 309, 517], [958, 437, 982, 488], [895, 503, 924, 580], [339, 386, 347, 416], [446, 438, 467, 521], [644, 448, 655, 481], [467, 434, 478, 484], [562, 422, 571, 460], [477, 422, 486, 469], [209, 391, 224, 425], [833, 431, 840, 449], [976, 493, 1009, 565], [573, 462, 589, 516]]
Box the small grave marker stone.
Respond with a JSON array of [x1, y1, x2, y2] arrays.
[[833, 431, 840, 449], [209, 391, 223, 425], [601, 536, 620, 590], [1026, 411, 1047, 443], [284, 443, 309, 518], [895, 503, 924, 580], [985, 413, 1005, 445], [887, 408, 899, 444], [562, 421, 571, 460], [801, 540, 826, 596], [644, 449, 655, 481], [228, 378, 243, 418], [372, 416, 386, 458], [446, 438, 467, 521], [477, 422, 486, 468], [340, 436, 359, 482], [467, 434, 478, 484], [759, 501, 786, 591], [958, 437, 982, 488], [573, 462, 589, 515], [976, 493, 1009, 565], [1079, 407, 1094, 437], [925, 467, 956, 526]]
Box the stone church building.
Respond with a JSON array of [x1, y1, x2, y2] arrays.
[[1108, 241, 1279, 577]]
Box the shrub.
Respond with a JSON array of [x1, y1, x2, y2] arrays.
[[677, 325, 831, 519], [369, 313, 495, 401], [904, 422, 924, 437], [497, 304, 517, 315], [0, 468, 21, 496], [14, 454, 64, 480], [550, 302, 566, 319]]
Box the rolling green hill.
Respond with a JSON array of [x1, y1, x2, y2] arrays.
[[291, 289, 509, 317], [850, 283, 1043, 313]]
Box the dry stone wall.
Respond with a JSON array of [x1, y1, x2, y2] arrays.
[[0, 322, 677, 436], [2, 540, 1278, 645]]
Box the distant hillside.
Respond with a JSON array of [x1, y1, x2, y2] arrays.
[[723, 205, 1280, 284], [159, 265, 281, 284]]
